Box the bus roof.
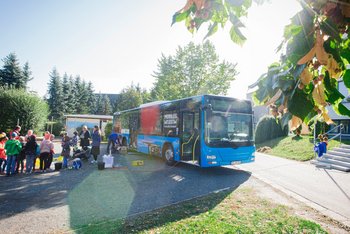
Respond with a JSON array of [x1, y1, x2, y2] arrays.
[[113, 94, 250, 116]]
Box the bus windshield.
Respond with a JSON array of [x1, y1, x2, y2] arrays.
[[205, 111, 253, 146]]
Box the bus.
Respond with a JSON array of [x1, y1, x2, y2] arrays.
[[113, 95, 255, 167]]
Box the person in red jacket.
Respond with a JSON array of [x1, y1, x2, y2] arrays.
[[0, 132, 8, 175]]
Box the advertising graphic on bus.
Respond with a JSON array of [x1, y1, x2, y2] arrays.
[[113, 95, 255, 167]]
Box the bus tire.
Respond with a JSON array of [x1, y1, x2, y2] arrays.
[[163, 145, 175, 166]]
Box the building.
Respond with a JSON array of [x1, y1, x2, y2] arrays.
[[64, 114, 113, 137]]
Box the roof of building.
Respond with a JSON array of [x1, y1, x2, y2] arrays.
[[64, 114, 113, 120]]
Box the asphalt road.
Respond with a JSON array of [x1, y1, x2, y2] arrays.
[[0, 143, 252, 232]]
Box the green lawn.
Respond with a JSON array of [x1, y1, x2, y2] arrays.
[[74, 187, 326, 234], [256, 135, 348, 161]]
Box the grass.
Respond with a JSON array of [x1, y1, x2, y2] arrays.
[[256, 135, 350, 161], [73, 187, 326, 234]]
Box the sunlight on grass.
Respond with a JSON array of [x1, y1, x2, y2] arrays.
[[256, 135, 348, 161], [73, 187, 326, 233], [68, 170, 135, 228]]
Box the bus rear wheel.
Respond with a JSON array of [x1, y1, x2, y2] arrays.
[[164, 145, 175, 166]]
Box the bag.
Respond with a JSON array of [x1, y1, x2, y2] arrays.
[[36, 144, 40, 156], [102, 155, 113, 168], [72, 158, 82, 169]]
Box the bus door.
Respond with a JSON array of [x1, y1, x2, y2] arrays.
[[181, 111, 200, 163]]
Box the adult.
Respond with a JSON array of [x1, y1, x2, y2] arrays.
[[39, 131, 54, 173], [91, 125, 101, 163], [106, 127, 120, 154], [79, 125, 91, 150]]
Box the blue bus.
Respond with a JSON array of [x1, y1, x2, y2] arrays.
[[114, 95, 255, 167]]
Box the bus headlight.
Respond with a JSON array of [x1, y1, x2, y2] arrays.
[[207, 155, 216, 160]]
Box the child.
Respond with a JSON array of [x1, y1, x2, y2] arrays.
[[16, 136, 26, 174], [61, 135, 71, 168], [46, 134, 55, 170], [5, 132, 22, 176], [24, 135, 37, 174], [0, 132, 8, 175]]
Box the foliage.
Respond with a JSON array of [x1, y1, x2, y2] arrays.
[[0, 53, 32, 89], [0, 87, 49, 134], [46, 68, 64, 119], [46, 121, 65, 137], [255, 115, 288, 144], [104, 122, 113, 138], [114, 83, 145, 111], [94, 93, 112, 115], [151, 41, 238, 100], [172, 0, 350, 128]]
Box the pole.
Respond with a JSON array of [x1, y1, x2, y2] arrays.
[[50, 116, 53, 133], [314, 120, 317, 159]]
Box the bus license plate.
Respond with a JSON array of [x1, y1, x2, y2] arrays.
[[231, 161, 241, 165]]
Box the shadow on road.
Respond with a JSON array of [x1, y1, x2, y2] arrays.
[[68, 152, 251, 229]]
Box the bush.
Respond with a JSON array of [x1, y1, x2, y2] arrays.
[[0, 88, 49, 134], [104, 122, 113, 139], [45, 121, 65, 137], [255, 115, 288, 144]]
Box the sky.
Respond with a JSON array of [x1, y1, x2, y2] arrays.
[[0, 0, 302, 99]]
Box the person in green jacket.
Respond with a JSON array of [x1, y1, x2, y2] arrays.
[[4, 132, 22, 176]]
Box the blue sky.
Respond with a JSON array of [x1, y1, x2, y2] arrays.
[[0, 0, 301, 99]]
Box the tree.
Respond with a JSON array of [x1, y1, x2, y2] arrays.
[[62, 73, 74, 114], [87, 81, 96, 113], [172, 0, 350, 129], [68, 76, 77, 113], [0, 53, 26, 89], [0, 87, 49, 133], [74, 76, 90, 114], [151, 41, 238, 100], [47, 68, 64, 119], [22, 62, 33, 89], [114, 83, 144, 111]]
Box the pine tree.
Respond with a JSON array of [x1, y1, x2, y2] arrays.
[[102, 95, 112, 115], [95, 93, 104, 114], [47, 68, 64, 119], [1, 53, 26, 89], [68, 76, 77, 113], [22, 62, 33, 90], [87, 81, 96, 114], [62, 73, 72, 114]]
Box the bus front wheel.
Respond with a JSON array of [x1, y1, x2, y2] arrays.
[[164, 145, 175, 166]]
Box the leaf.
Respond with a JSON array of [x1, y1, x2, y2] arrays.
[[324, 72, 344, 105], [320, 18, 341, 42], [290, 115, 302, 131], [229, 26, 246, 46], [300, 67, 313, 85], [172, 11, 190, 26], [284, 24, 302, 39], [297, 46, 316, 65], [343, 70, 350, 89], [204, 23, 218, 40], [281, 112, 292, 129], [312, 82, 327, 107], [293, 64, 307, 79], [333, 103, 350, 117], [288, 88, 314, 121], [265, 89, 282, 106]]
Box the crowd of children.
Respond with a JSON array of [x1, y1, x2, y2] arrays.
[[0, 126, 57, 176]]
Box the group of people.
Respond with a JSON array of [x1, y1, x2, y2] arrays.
[[0, 126, 56, 176], [0, 124, 103, 176]]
